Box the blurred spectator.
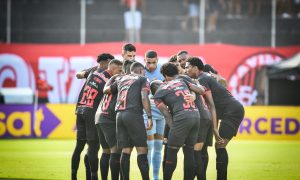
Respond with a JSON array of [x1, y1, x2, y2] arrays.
[[277, 0, 293, 18], [36, 75, 53, 103], [227, 0, 242, 18], [181, 0, 200, 32], [247, 0, 262, 17], [121, 0, 142, 43], [295, 0, 300, 18], [207, 0, 226, 32]]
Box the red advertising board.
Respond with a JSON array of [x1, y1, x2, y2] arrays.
[[0, 43, 299, 104]]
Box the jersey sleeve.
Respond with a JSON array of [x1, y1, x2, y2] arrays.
[[84, 66, 97, 79], [198, 77, 211, 92], [109, 80, 118, 93]]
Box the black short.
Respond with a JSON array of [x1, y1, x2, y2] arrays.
[[116, 111, 147, 148], [97, 122, 117, 149], [197, 119, 212, 145], [219, 101, 245, 139], [76, 113, 98, 141], [95, 124, 109, 149], [168, 117, 199, 147]]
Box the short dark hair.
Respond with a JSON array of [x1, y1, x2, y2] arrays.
[[168, 54, 177, 63], [160, 62, 178, 77], [122, 60, 134, 74], [204, 64, 218, 74], [177, 50, 188, 56], [130, 62, 144, 72], [186, 57, 204, 71], [97, 53, 114, 63], [123, 43, 136, 52], [109, 59, 123, 66], [150, 80, 163, 95], [145, 50, 157, 58]]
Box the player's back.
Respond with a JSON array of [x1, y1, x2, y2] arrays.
[[154, 79, 199, 120], [198, 73, 235, 109], [76, 69, 111, 115], [115, 74, 149, 114]]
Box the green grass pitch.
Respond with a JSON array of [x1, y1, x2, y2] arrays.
[[0, 140, 300, 180]]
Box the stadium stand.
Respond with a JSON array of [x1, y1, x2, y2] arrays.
[[0, 0, 299, 45]]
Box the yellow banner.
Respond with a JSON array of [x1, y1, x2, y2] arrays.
[[236, 106, 300, 140]]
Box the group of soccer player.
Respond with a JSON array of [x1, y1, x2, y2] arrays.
[[71, 43, 245, 180]]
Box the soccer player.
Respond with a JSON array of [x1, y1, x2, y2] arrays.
[[177, 50, 189, 69], [95, 60, 134, 180], [185, 57, 245, 180], [104, 62, 153, 180], [71, 53, 114, 180], [152, 63, 203, 180], [143, 50, 165, 180], [122, 43, 136, 62]]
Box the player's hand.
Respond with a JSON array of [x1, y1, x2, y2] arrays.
[[213, 128, 224, 144], [146, 118, 153, 130], [184, 93, 196, 103]]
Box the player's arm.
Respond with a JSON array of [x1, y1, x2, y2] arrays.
[[181, 76, 205, 95], [141, 89, 153, 130], [103, 75, 118, 94], [154, 99, 173, 128], [203, 90, 224, 144], [76, 66, 97, 79]]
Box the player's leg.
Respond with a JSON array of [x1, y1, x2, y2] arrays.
[[85, 114, 100, 180], [216, 103, 244, 180], [152, 118, 165, 180], [202, 121, 213, 180], [183, 118, 199, 180], [127, 112, 149, 180], [145, 116, 155, 169], [117, 112, 133, 180], [194, 142, 204, 180], [96, 123, 110, 180], [110, 146, 122, 180], [84, 154, 91, 180], [100, 121, 121, 180], [71, 114, 87, 180], [162, 125, 170, 172], [163, 145, 179, 180]]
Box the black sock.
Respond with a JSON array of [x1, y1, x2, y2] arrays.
[[201, 146, 209, 180], [162, 145, 168, 172], [163, 147, 179, 180], [120, 153, 131, 180], [71, 139, 86, 180], [110, 153, 121, 180], [194, 150, 205, 180], [84, 154, 91, 180], [216, 148, 228, 180], [100, 153, 110, 180], [87, 140, 100, 180], [137, 154, 150, 180], [183, 146, 195, 180]]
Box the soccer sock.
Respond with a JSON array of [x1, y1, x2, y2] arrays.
[[201, 145, 209, 180], [163, 147, 179, 180], [100, 153, 110, 180], [71, 140, 86, 180], [153, 140, 163, 180], [120, 152, 131, 180], [147, 140, 154, 167], [216, 148, 228, 180], [194, 150, 205, 180], [137, 154, 150, 180], [183, 146, 195, 180], [87, 140, 100, 180], [110, 153, 121, 180], [84, 154, 91, 180], [162, 144, 168, 172]]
